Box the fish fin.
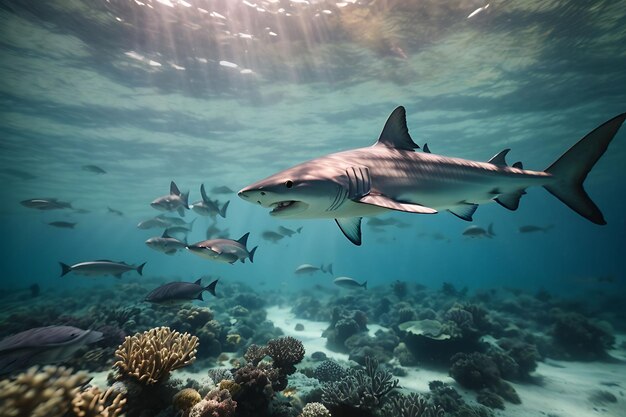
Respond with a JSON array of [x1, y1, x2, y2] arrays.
[[423, 143, 431, 153], [374, 106, 420, 151], [197, 293, 204, 301], [200, 183, 210, 203], [95, 259, 114, 262], [297, 227, 302, 233], [248, 246, 257, 263], [363, 281, 368, 290], [59, 262, 72, 277], [194, 278, 202, 285], [495, 189, 526, 211], [206, 279, 218, 297], [165, 249, 176, 255], [237, 232, 250, 247], [448, 203, 479, 221], [161, 229, 170, 238], [487, 149, 511, 166], [543, 113, 626, 225], [170, 181, 181, 196], [182, 191, 190, 209], [358, 194, 438, 214], [346, 166, 371, 199], [219, 201, 230, 218], [327, 263, 333, 275], [513, 161, 523, 169], [137, 262, 146, 276], [335, 217, 362, 246], [177, 207, 185, 217]]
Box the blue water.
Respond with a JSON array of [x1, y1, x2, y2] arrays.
[[1, 0, 625, 299]]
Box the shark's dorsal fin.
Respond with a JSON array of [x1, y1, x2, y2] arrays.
[[346, 167, 371, 199], [375, 106, 420, 151], [448, 203, 478, 221], [488, 149, 510, 166], [423, 143, 431, 153], [358, 194, 438, 214], [194, 278, 202, 285], [335, 218, 362, 245], [161, 230, 171, 238], [237, 232, 250, 247], [200, 183, 210, 203], [170, 181, 181, 196]]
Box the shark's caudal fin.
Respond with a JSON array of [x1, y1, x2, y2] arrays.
[[543, 113, 626, 225], [248, 246, 257, 263], [136, 262, 146, 275], [59, 262, 72, 277], [219, 201, 230, 218], [200, 183, 209, 203], [206, 279, 218, 297]]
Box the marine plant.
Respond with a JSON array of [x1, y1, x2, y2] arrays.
[[114, 326, 198, 385], [0, 365, 89, 417], [72, 385, 127, 417]]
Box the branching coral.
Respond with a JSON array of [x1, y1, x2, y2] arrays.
[[114, 326, 198, 385], [0, 366, 89, 417], [266, 336, 305, 370], [190, 388, 237, 417], [72, 386, 127, 417], [299, 402, 332, 417], [384, 392, 444, 417]]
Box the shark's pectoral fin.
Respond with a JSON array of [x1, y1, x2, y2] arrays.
[[335, 218, 362, 246], [358, 194, 438, 214], [177, 207, 185, 217], [448, 203, 479, 221], [496, 190, 526, 211]]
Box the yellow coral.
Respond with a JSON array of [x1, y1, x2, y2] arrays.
[[114, 326, 199, 385], [226, 333, 241, 345], [0, 366, 89, 417], [72, 386, 126, 417], [218, 379, 241, 397], [173, 388, 202, 412]]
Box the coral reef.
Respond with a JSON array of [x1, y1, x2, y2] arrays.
[[298, 402, 331, 417], [383, 392, 444, 417], [0, 366, 89, 417], [173, 388, 202, 416], [551, 312, 615, 360], [114, 327, 198, 385], [72, 385, 127, 417], [313, 360, 346, 383], [190, 388, 237, 417]]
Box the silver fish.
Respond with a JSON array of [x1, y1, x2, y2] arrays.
[[333, 276, 367, 290], [21, 198, 72, 210], [151, 181, 189, 216], [137, 217, 171, 229], [59, 260, 146, 278], [261, 230, 284, 243], [0, 326, 102, 374], [82, 165, 106, 174], [295, 263, 333, 275], [187, 233, 257, 264], [107, 206, 124, 216], [211, 185, 234, 194], [239, 107, 625, 245], [191, 184, 230, 218], [462, 223, 495, 238], [206, 221, 229, 239], [519, 224, 554, 233], [145, 278, 218, 304], [278, 225, 302, 237], [145, 231, 187, 255], [48, 221, 76, 229]]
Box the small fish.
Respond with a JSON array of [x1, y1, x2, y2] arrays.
[[295, 263, 333, 275], [82, 165, 106, 174], [145, 231, 187, 255], [137, 217, 171, 229], [151, 181, 190, 216], [145, 278, 218, 304], [462, 223, 495, 238], [261, 230, 284, 243], [278, 225, 302, 237], [59, 260, 146, 278], [187, 233, 257, 264], [48, 221, 76, 229], [73, 208, 91, 214], [206, 221, 229, 239], [165, 218, 195, 235], [107, 207, 124, 216], [0, 326, 103, 374], [191, 184, 230, 218], [0, 168, 36, 180], [155, 215, 189, 227], [518, 224, 553, 233], [333, 276, 367, 290], [211, 185, 234, 194], [21, 198, 72, 210], [367, 217, 408, 228]]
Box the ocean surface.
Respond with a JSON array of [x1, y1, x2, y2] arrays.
[[1, 1, 625, 417]]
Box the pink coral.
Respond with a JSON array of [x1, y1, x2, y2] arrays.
[[189, 388, 236, 417]]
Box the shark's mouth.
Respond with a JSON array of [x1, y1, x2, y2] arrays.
[[270, 201, 307, 216]]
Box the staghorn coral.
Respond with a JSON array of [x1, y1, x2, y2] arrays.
[[299, 402, 331, 417], [384, 392, 444, 417], [114, 326, 198, 385], [266, 336, 306, 370], [72, 386, 127, 417], [0, 366, 89, 417], [190, 388, 237, 417], [173, 388, 202, 416]]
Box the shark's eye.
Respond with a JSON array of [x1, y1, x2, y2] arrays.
[[285, 180, 293, 188]]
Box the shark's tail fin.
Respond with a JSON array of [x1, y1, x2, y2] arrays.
[[182, 191, 190, 209], [206, 279, 218, 297], [136, 262, 146, 276], [59, 262, 72, 277], [248, 246, 257, 263], [543, 113, 625, 225], [219, 201, 230, 218]]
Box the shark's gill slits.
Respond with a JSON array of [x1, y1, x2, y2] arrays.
[[327, 185, 347, 212]]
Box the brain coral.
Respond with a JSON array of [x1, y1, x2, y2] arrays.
[[114, 326, 198, 384]]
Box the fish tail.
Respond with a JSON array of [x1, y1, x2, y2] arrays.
[[543, 113, 626, 224], [327, 263, 333, 275], [182, 191, 190, 209], [206, 279, 219, 297], [362, 281, 368, 290], [249, 246, 258, 263], [137, 262, 147, 276], [219, 200, 230, 218], [59, 262, 72, 277]]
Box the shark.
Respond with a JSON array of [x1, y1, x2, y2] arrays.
[[238, 107, 625, 245]]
